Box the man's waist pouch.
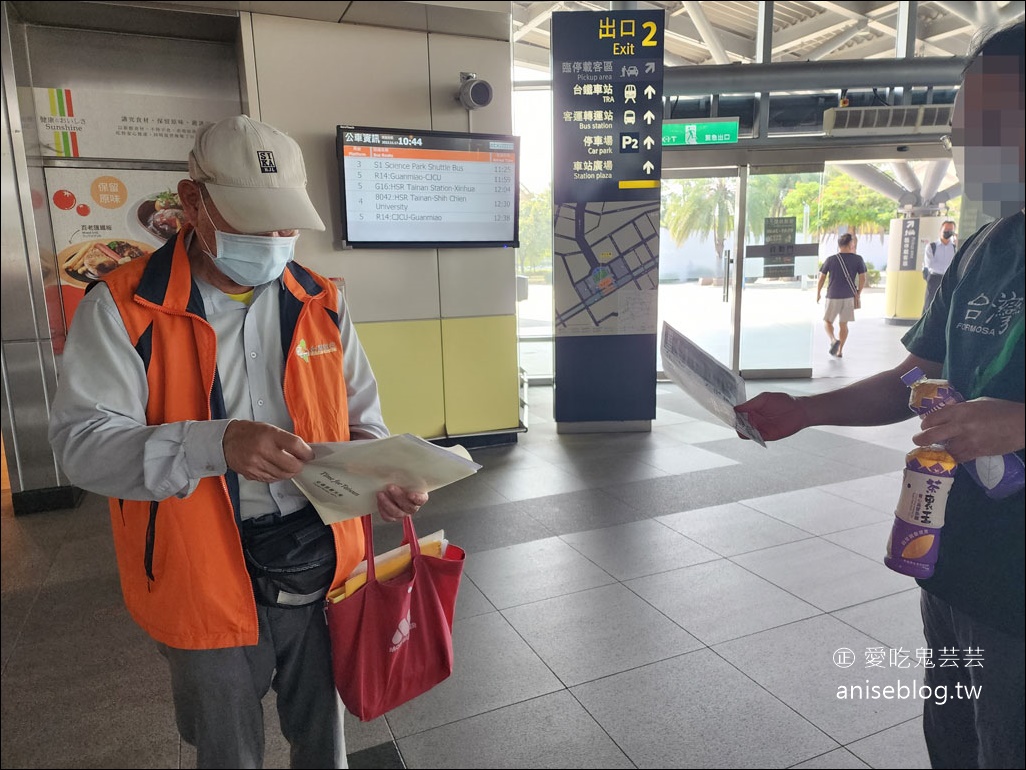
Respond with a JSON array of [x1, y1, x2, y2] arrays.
[[240, 504, 336, 608]]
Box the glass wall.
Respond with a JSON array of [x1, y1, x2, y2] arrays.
[[657, 172, 739, 371], [738, 169, 824, 375], [513, 83, 554, 382]]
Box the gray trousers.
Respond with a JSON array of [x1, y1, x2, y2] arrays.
[[159, 603, 346, 769], [920, 590, 1025, 769]]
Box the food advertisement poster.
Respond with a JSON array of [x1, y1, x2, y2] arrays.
[[45, 167, 188, 325], [28, 87, 233, 161]]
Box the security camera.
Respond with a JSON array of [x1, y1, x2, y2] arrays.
[[458, 72, 492, 111]]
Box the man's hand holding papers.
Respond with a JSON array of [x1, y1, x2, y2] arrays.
[[292, 433, 482, 525]]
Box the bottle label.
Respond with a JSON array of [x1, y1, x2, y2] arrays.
[[894, 468, 954, 529], [886, 518, 940, 571], [964, 453, 1026, 500], [909, 380, 964, 416]]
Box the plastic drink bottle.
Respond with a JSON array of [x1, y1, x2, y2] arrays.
[[901, 367, 1025, 499], [884, 445, 957, 578]]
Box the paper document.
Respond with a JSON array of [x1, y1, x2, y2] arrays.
[[660, 322, 765, 446], [326, 529, 448, 603], [292, 434, 482, 524]]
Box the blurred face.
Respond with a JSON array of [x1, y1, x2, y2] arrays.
[[950, 54, 1025, 218]]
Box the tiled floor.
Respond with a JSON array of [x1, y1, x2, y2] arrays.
[[1, 314, 935, 769]]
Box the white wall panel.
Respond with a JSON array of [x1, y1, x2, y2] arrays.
[[427, 34, 513, 135], [250, 14, 437, 322], [428, 34, 516, 319], [334, 249, 441, 324], [438, 247, 516, 318]]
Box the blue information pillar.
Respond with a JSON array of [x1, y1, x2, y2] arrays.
[[550, 9, 665, 431]]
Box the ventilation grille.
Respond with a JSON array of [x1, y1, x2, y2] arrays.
[[823, 105, 952, 136]]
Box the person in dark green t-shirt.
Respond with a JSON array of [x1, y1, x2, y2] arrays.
[[735, 21, 1024, 770]]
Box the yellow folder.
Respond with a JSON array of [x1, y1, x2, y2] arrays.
[[327, 529, 446, 603]]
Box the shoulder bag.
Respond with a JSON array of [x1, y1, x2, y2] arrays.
[[837, 254, 861, 310], [325, 514, 465, 722]]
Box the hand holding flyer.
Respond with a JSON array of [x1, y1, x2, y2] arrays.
[[660, 321, 765, 446], [292, 434, 482, 524]]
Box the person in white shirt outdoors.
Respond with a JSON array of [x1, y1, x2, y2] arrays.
[[816, 232, 867, 358], [48, 115, 427, 769], [923, 219, 958, 311]]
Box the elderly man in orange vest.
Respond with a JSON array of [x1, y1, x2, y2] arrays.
[[49, 115, 427, 769]]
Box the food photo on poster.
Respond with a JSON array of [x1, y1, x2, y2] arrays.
[[58, 238, 152, 284], [136, 189, 186, 241], [42, 168, 188, 327]]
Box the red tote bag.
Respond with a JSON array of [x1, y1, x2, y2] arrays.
[[326, 515, 465, 722]]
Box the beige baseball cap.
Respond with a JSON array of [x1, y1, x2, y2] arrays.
[[189, 115, 325, 233]]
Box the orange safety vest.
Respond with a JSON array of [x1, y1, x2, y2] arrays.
[[99, 229, 365, 649]]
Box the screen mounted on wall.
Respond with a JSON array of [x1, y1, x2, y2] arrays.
[[337, 125, 520, 249]]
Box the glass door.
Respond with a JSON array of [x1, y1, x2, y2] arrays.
[[737, 165, 825, 377], [658, 168, 741, 372]]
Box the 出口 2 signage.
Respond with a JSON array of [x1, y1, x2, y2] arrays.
[[551, 10, 665, 204]]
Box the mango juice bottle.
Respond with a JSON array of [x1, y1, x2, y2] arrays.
[[884, 446, 957, 578]]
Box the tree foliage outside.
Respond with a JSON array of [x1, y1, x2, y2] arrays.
[[782, 168, 895, 238], [515, 185, 553, 278], [746, 173, 806, 239], [662, 178, 737, 269]]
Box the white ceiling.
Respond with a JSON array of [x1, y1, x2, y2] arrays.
[[29, 1, 1022, 73], [512, 1, 1023, 72]]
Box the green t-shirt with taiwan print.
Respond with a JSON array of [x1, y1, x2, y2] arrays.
[[902, 211, 1024, 638]]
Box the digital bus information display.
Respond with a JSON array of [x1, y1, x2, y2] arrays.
[[336, 125, 520, 248]]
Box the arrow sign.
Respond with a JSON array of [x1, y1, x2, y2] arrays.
[[643, 160, 655, 175], [643, 110, 656, 125], [644, 85, 657, 99], [643, 135, 655, 149], [645, 61, 656, 73]]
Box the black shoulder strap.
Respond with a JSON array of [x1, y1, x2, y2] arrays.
[[956, 219, 1002, 281]]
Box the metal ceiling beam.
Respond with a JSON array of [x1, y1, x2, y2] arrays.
[[920, 158, 952, 204], [931, 1, 978, 25], [513, 40, 553, 71], [772, 12, 855, 54], [810, 0, 953, 56], [892, 160, 922, 197], [978, 2, 1001, 28], [841, 162, 917, 205], [662, 135, 950, 168], [1000, 2, 1025, 23], [681, 0, 730, 64], [663, 55, 966, 96], [836, 17, 970, 59], [667, 2, 755, 61], [512, 1, 563, 42], [933, 182, 961, 205], [805, 20, 869, 60]]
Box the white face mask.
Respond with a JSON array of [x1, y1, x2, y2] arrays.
[[211, 230, 298, 286], [197, 197, 298, 286]]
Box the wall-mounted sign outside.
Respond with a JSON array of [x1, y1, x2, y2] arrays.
[[662, 118, 739, 147]]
